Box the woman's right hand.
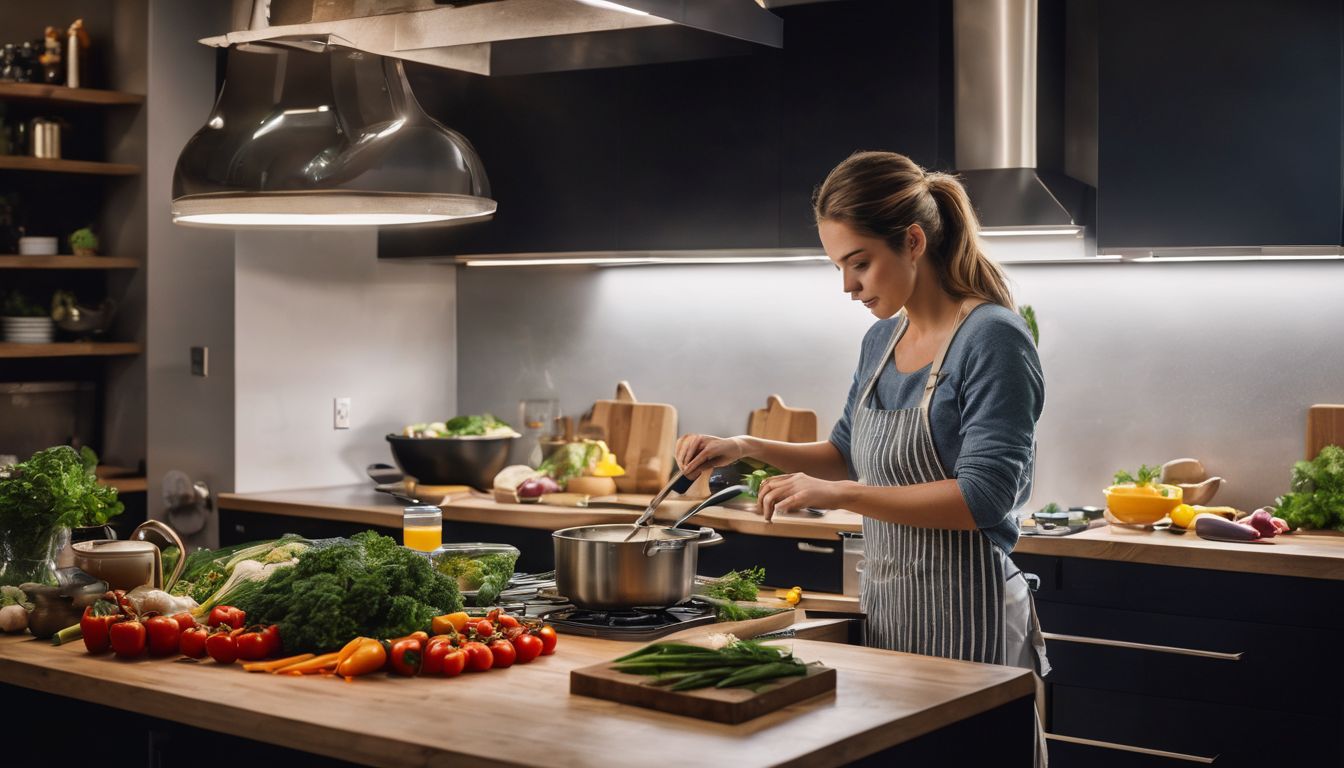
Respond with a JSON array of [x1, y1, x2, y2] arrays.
[[675, 434, 749, 480]]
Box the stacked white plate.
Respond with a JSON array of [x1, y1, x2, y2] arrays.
[[17, 237, 59, 256], [2, 317, 55, 343]]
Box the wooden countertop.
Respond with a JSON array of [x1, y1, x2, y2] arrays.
[[0, 629, 1031, 768], [219, 485, 863, 540], [1016, 524, 1344, 580]]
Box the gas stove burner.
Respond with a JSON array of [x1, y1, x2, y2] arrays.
[[540, 597, 718, 640]]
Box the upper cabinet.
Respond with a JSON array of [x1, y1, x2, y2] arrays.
[[1096, 0, 1343, 250], [381, 1, 948, 259]]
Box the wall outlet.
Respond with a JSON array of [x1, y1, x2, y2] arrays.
[[190, 346, 208, 377], [334, 397, 351, 429]]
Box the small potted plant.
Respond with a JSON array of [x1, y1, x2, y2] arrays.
[[68, 227, 99, 257], [0, 289, 53, 344]]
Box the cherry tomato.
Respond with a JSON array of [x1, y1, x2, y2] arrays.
[[486, 608, 502, 623], [487, 638, 516, 668], [205, 630, 238, 664], [537, 625, 558, 655], [207, 605, 246, 630], [80, 600, 122, 655], [261, 625, 282, 658], [498, 615, 521, 629], [144, 614, 181, 657], [180, 626, 210, 659], [388, 638, 423, 676], [109, 618, 146, 658], [461, 641, 494, 672], [512, 633, 543, 664], [422, 638, 451, 675], [234, 629, 270, 661], [473, 619, 495, 638]]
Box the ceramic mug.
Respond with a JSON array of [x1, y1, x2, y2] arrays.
[[70, 520, 185, 591]]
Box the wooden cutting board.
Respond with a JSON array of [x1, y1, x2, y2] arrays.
[[580, 381, 678, 494], [570, 660, 835, 725], [1307, 404, 1344, 460], [748, 394, 818, 443]]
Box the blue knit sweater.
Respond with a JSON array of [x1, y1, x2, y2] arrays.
[[829, 303, 1044, 553]]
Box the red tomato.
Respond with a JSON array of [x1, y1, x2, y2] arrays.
[[461, 641, 494, 672], [109, 619, 146, 658], [439, 647, 467, 677], [537, 625, 558, 655], [487, 638, 516, 668], [145, 615, 181, 657], [473, 619, 495, 638], [205, 631, 238, 664], [422, 638, 451, 675], [234, 630, 270, 661], [180, 626, 210, 659], [388, 638, 423, 676], [512, 633, 543, 664], [207, 605, 246, 630], [486, 608, 502, 623], [261, 624, 282, 658], [170, 612, 196, 634], [498, 615, 521, 629]]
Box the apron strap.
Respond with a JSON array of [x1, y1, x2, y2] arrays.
[[918, 300, 979, 412], [856, 310, 908, 408]]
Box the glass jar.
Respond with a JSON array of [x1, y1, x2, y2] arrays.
[[402, 505, 442, 552], [0, 525, 66, 587]]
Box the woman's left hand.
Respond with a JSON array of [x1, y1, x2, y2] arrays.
[[757, 473, 846, 522]]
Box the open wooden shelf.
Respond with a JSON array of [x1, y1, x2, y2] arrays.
[[0, 82, 144, 106], [95, 465, 147, 493], [0, 255, 139, 269], [0, 156, 140, 175], [0, 341, 141, 358]]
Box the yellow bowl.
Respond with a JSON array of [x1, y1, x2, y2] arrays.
[[1103, 484, 1184, 525]]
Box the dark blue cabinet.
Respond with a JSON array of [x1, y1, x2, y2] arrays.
[[1096, 0, 1344, 249]]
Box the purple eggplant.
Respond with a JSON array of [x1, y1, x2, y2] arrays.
[[1195, 514, 1261, 541]]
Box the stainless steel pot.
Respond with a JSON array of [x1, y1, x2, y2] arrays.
[[553, 523, 723, 609]]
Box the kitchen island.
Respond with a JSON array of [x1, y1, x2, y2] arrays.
[[0, 628, 1034, 767]]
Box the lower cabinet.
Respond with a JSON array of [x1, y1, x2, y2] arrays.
[[1012, 552, 1344, 768], [697, 531, 844, 593]]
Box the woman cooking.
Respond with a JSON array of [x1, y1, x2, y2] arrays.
[[676, 151, 1048, 755]]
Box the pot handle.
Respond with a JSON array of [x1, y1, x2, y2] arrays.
[[693, 527, 724, 548], [643, 537, 688, 557]]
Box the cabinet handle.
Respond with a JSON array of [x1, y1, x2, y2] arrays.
[[797, 542, 836, 554], [1046, 733, 1217, 764], [1041, 632, 1243, 661]]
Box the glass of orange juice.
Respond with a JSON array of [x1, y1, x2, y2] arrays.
[[402, 506, 442, 552]]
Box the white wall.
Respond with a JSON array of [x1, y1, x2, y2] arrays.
[[234, 231, 457, 492], [457, 259, 1344, 515]]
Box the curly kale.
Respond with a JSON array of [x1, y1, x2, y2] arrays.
[[1276, 445, 1344, 531], [232, 531, 463, 653]]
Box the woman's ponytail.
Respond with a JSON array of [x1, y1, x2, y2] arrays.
[[924, 172, 1014, 310], [814, 152, 1014, 310]]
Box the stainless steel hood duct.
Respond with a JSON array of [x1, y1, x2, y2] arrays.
[[953, 0, 1090, 234], [203, 0, 785, 77]]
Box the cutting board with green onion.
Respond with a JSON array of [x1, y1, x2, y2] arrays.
[[570, 659, 835, 724]]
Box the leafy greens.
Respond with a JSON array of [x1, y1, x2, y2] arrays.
[[1275, 445, 1344, 531]]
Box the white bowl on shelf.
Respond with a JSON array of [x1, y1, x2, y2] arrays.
[[17, 237, 59, 256]]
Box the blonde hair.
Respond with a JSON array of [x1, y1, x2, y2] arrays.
[[812, 151, 1013, 309]]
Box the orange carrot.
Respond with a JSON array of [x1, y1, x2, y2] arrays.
[[243, 653, 314, 673]]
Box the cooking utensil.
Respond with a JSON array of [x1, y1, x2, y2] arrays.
[[623, 469, 694, 541], [581, 381, 677, 493], [553, 523, 723, 610], [671, 484, 749, 530]]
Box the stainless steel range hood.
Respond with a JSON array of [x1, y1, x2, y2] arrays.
[[953, 0, 1091, 235], [205, 0, 784, 76]]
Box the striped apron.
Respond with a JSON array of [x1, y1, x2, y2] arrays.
[[852, 305, 1048, 763]]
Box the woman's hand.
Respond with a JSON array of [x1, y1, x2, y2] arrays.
[[757, 473, 849, 522], [675, 434, 748, 480]]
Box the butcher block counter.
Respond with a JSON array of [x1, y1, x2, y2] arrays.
[[220, 486, 1344, 580], [218, 485, 861, 539], [0, 631, 1034, 767]]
